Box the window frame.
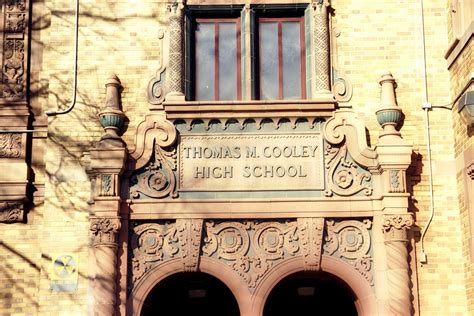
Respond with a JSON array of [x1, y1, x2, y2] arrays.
[[194, 17, 242, 101], [257, 16, 307, 100]]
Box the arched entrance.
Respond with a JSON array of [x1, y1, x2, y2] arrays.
[[263, 271, 357, 316], [140, 272, 240, 316]]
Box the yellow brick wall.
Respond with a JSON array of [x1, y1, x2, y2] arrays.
[[1, 0, 471, 315]]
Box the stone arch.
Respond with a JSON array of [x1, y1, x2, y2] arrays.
[[251, 256, 377, 316], [129, 257, 252, 316]]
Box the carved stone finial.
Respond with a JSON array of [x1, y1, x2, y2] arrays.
[[376, 72, 403, 138], [98, 74, 126, 148]]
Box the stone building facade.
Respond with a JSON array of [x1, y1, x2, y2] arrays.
[[0, 0, 472, 315]]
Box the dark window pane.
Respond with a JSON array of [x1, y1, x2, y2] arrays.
[[282, 21, 302, 99], [218, 23, 237, 100], [196, 22, 215, 100], [260, 22, 279, 100]]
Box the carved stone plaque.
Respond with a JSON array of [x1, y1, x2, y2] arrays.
[[179, 134, 324, 191]]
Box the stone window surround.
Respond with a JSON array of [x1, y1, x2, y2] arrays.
[[163, 0, 334, 108]]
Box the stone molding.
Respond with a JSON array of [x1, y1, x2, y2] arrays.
[[130, 218, 374, 292]]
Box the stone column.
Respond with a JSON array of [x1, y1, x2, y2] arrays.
[[314, 0, 331, 94], [90, 217, 121, 316], [382, 214, 414, 316], [166, 2, 185, 101]]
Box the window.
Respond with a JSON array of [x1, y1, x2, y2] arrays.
[[258, 17, 306, 100], [194, 18, 241, 101], [185, 5, 308, 101]]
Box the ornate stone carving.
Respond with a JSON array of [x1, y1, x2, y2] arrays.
[[2, 0, 27, 101], [177, 219, 203, 272], [89, 217, 121, 246], [324, 219, 373, 285], [147, 30, 167, 106], [130, 141, 177, 199], [0, 202, 24, 222], [202, 221, 298, 289], [389, 170, 405, 193], [313, 0, 331, 93], [130, 222, 179, 283], [383, 214, 414, 316], [297, 218, 324, 271], [467, 163, 474, 180], [324, 143, 372, 197], [0, 133, 21, 158], [166, 2, 184, 99]]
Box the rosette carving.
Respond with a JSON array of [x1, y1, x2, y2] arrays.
[[324, 219, 373, 285], [130, 222, 179, 283], [202, 220, 299, 290], [130, 140, 177, 199], [324, 143, 372, 197], [89, 217, 121, 246]]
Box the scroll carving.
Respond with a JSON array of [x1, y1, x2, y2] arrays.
[[2, 0, 27, 101], [89, 217, 121, 246], [297, 218, 324, 271], [147, 29, 167, 105], [324, 143, 372, 197], [383, 214, 414, 316], [324, 219, 373, 285], [0, 202, 24, 223], [0, 133, 21, 158], [177, 219, 203, 272], [130, 140, 177, 199]]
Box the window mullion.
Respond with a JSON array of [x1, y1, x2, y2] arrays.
[[215, 22, 219, 101], [278, 21, 283, 100]]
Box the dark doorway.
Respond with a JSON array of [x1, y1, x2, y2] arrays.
[[264, 271, 358, 316], [141, 272, 240, 316]]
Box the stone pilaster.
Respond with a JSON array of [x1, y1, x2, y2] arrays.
[[90, 216, 121, 316], [313, 0, 331, 94], [166, 2, 185, 101], [382, 214, 414, 316]]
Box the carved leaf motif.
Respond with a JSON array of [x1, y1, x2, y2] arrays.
[[0, 133, 21, 158], [0, 202, 23, 223], [89, 217, 121, 246]]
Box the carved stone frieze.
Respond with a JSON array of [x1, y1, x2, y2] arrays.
[[297, 218, 324, 271], [324, 219, 373, 284], [130, 222, 179, 283], [177, 219, 203, 272], [129, 218, 375, 291], [0, 133, 21, 158], [0, 202, 24, 223], [130, 141, 178, 199], [1, 0, 28, 101], [202, 220, 299, 289], [89, 217, 121, 246], [324, 143, 372, 197]]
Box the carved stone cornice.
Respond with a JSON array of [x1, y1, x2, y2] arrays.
[[382, 214, 414, 242], [89, 217, 121, 246], [0, 201, 24, 223]]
